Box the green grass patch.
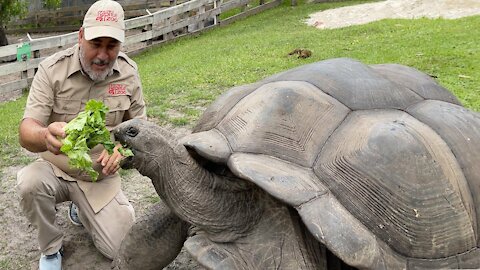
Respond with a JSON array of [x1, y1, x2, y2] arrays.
[[0, 94, 34, 168], [0, 259, 11, 269], [1, 0, 479, 170], [0, 256, 29, 270], [220, 0, 262, 20]]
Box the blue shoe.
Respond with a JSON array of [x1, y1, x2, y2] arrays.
[[39, 250, 62, 270], [68, 202, 83, 227]]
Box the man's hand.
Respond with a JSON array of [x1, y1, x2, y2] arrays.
[[44, 122, 67, 154], [19, 118, 67, 153], [97, 144, 124, 175]]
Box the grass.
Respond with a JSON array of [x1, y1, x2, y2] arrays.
[[0, 0, 479, 169]]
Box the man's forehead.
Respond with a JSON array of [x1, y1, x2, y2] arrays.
[[89, 37, 120, 44]]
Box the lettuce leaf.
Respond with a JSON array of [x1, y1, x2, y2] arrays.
[[60, 99, 133, 181]]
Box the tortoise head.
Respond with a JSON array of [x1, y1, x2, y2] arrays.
[[113, 118, 178, 175]]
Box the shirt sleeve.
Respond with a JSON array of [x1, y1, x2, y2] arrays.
[[125, 71, 147, 121], [23, 64, 54, 126]]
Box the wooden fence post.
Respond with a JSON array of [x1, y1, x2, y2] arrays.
[[199, 5, 206, 31], [214, 0, 221, 25]]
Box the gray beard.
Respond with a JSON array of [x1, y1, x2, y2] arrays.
[[79, 46, 115, 82]]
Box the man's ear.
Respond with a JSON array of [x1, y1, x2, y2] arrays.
[[78, 27, 84, 45]]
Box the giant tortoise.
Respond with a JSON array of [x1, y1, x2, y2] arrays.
[[113, 58, 480, 269]]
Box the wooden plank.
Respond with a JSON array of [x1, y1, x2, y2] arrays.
[[29, 32, 79, 52], [0, 44, 18, 58], [152, 7, 220, 37], [125, 31, 154, 45], [18, 15, 84, 25], [0, 78, 30, 95], [125, 14, 154, 29], [0, 58, 45, 76], [221, 0, 250, 12], [153, 0, 215, 22], [6, 25, 80, 34]]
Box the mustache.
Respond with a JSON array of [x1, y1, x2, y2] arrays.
[[92, 58, 109, 65]]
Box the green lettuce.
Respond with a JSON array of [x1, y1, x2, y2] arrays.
[[60, 99, 133, 181]]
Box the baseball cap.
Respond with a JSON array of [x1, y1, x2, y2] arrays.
[[82, 0, 125, 42]]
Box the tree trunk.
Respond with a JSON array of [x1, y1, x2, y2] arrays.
[[0, 25, 8, 46]]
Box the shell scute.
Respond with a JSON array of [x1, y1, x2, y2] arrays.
[[313, 109, 475, 258], [216, 80, 349, 167]]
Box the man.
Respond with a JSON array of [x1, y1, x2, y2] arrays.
[[16, 1, 146, 269]]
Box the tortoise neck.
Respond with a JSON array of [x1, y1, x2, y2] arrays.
[[146, 142, 264, 242]]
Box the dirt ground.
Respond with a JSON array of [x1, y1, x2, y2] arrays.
[[306, 0, 480, 29], [2, 1, 480, 269]]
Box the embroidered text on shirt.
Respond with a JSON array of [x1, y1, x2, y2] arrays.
[[108, 83, 127, 95]]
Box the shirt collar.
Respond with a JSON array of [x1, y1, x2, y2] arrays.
[[67, 44, 121, 78]]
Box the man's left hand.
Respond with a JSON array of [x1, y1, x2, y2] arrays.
[[97, 144, 124, 175]]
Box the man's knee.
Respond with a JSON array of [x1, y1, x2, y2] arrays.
[[16, 161, 55, 199]]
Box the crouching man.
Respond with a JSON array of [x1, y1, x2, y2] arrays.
[[16, 1, 146, 269]]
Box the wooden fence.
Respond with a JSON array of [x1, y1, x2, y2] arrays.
[[0, 0, 282, 101], [7, 0, 189, 33]]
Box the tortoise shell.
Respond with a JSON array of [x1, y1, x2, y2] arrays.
[[182, 58, 480, 268]]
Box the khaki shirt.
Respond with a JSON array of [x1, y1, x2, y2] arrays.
[[23, 44, 146, 213]]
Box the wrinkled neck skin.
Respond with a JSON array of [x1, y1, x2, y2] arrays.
[[134, 136, 264, 242]]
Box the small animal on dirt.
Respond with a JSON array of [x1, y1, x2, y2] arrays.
[[288, 48, 312, 58]]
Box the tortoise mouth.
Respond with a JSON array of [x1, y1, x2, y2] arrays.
[[119, 154, 134, 169], [113, 128, 136, 169]]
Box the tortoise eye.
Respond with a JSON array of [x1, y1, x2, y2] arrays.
[[126, 126, 139, 137]]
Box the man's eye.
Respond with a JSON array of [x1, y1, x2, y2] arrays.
[[108, 43, 119, 50]]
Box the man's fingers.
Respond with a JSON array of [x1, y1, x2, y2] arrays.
[[97, 149, 108, 164], [45, 130, 63, 154], [48, 122, 67, 138], [102, 155, 122, 175]]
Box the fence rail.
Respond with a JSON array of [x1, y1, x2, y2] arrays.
[[0, 0, 281, 101], [6, 0, 187, 33]]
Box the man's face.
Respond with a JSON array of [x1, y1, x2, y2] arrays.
[[79, 28, 121, 81]]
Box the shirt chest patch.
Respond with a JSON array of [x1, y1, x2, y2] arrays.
[[108, 83, 127, 95]]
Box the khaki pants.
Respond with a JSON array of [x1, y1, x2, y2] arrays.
[[16, 160, 135, 259]]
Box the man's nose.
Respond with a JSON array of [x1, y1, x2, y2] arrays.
[[97, 48, 109, 61]]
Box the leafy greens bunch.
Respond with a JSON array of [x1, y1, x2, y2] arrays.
[[60, 99, 133, 181]]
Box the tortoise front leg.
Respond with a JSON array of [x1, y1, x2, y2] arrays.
[[113, 200, 190, 270]]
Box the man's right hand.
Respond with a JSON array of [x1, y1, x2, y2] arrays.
[[19, 118, 67, 154], [44, 122, 67, 154]]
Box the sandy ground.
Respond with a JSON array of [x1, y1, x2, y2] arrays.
[[2, 1, 480, 269], [306, 0, 480, 29]]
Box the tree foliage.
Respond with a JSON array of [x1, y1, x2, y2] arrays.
[[0, 0, 28, 26], [0, 0, 62, 46], [44, 0, 62, 9], [0, 0, 62, 25]]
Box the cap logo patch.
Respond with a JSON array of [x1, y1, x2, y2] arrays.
[[108, 83, 127, 95], [96, 10, 118, 22]]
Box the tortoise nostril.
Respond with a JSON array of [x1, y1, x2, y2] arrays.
[[126, 126, 139, 137]]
